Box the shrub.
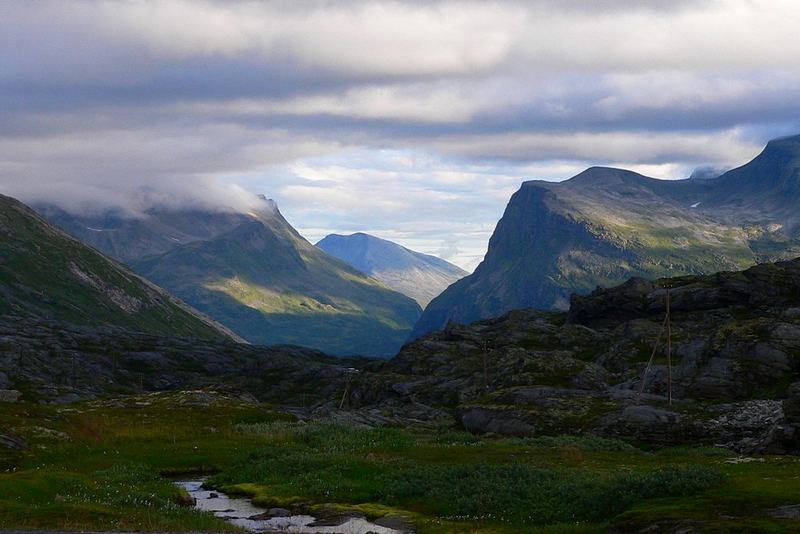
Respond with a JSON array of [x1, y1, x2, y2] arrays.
[[382, 464, 725, 525]]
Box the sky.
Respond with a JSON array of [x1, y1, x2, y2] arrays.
[[2, 1, 800, 270]]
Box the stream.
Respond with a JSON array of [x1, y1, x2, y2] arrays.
[[175, 480, 407, 533]]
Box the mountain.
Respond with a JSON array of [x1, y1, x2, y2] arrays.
[[38, 204, 255, 263], [412, 134, 800, 338], [316, 232, 467, 307], [40, 197, 422, 357], [0, 194, 237, 340]]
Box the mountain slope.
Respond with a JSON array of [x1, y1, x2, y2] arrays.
[[83, 199, 424, 356], [412, 134, 800, 338], [316, 232, 467, 307], [0, 194, 237, 340], [38, 204, 253, 263]]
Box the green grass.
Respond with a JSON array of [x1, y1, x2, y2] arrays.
[[2, 397, 800, 533]]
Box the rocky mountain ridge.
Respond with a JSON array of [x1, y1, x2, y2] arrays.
[[413, 134, 800, 338]]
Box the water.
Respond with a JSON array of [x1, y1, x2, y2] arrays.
[[175, 480, 405, 533]]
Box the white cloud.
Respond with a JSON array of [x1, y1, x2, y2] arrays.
[[1, 0, 800, 268]]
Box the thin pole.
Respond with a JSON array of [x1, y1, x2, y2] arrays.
[[339, 377, 350, 410], [666, 285, 672, 406], [637, 312, 669, 401]]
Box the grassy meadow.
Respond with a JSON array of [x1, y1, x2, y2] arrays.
[[2, 392, 800, 532]]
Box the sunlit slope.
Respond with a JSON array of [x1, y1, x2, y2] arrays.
[[0, 194, 235, 340], [133, 204, 422, 356]]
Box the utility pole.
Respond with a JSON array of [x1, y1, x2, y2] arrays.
[[636, 282, 674, 405], [481, 341, 491, 390], [339, 368, 359, 410], [666, 284, 672, 406]]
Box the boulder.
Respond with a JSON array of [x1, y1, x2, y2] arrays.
[[0, 389, 21, 402], [784, 382, 800, 422], [460, 407, 538, 436], [0, 432, 27, 450]]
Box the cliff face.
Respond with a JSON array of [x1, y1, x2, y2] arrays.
[[412, 136, 800, 339]]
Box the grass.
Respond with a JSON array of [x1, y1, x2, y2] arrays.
[[2, 396, 800, 533]]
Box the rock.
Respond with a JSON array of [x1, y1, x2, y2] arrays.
[[267, 507, 291, 517], [784, 382, 800, 422], [0, 389, 21, 402], [308, 515, 358, 527], [208, 492, 218, 499], [592, 405, 700, 445], [460, 407, 538, 436], [374, 515, 415, 531], [765, 504, 800, 519], [0, 432, 27, 450]]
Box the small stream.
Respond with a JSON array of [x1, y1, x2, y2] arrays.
[[176, 480, 406, 533]]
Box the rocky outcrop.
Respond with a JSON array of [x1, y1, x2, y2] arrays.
[[0, 314, 358, 405], [354, 258, 800, 452]]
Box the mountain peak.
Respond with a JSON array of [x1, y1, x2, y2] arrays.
[[763, 133, 800, 152], [317, 232, 466, 307]]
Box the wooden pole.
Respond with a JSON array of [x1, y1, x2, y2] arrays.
[[636, 312, 669, 401], [666, 285, 673, 406]]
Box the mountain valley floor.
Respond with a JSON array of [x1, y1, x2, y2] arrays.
[[2, 390, 800, 533]]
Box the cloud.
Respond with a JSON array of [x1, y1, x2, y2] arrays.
[[1, 0, 800, 268]]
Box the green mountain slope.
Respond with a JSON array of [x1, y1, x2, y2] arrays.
[[0, 194, 237, 340], [129, 201, 422, 356], [412, 134, 800, 338], [316, 232, 467, 307]]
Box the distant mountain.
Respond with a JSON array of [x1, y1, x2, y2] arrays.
[[412, 134, 800, 338], [41, 197, 422, 357], [316, 233, 467, 307], [38, 204, 253, 263], [0, 194, 237, 340]]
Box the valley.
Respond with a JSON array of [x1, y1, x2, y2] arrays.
[[4, 135, 800, 532]]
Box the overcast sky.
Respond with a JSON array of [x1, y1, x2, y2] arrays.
[[2, 0, 800, 270]]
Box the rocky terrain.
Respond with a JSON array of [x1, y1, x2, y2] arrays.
[[0, 314, 355, 405], [348, 258, 800, 453], [37, 196, 422, 356], [317, 232, 467, 307], [0, 194, 236, 341], [413, 134, 800, 338]]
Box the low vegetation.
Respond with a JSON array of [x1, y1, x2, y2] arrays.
[[2, 394, 800, 532]]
